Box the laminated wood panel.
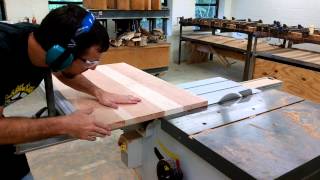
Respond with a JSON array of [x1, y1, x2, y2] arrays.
[[53, 63, 208, 130]]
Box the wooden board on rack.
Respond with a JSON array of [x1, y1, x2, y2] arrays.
[[182, 34, 283, 64], [53, 63, 208, 130], [261, 48, 320, 65], [182, 34, 282, 52]]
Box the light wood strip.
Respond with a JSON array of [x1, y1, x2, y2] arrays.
[[97, 66, 182, 112], [274, 50, 314, 58], [105, 63, 208, 111]]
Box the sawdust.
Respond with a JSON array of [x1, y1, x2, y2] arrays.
[[284, 111, 320, 139], [283, 111, 301, 123]]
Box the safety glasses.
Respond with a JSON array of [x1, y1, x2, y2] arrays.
[[79, 57, 100, 67]]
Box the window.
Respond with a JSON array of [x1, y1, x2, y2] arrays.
[[48, 0, 82, 10], [196, 0, 219, 18]]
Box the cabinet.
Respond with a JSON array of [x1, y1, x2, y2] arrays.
[[89, 8, 170, 74]]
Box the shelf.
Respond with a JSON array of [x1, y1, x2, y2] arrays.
[[90, 9, 170, 20]]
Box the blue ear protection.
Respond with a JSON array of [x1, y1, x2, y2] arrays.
[[46, 12, 95, 71]]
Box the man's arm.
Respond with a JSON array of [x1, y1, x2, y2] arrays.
[[0, 106, 111, 144], [54, 72, 141, 108]]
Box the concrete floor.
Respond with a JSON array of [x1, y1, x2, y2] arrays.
[[4, 33, 245, 180]]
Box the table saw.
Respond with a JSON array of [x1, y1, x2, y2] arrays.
[[118, 77, 320, 180], [15, 64, 320, 179]]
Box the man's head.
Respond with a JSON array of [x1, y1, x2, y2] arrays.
[[33, 4, 109, 78]]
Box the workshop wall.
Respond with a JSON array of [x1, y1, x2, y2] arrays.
[[4, 0, 49, 23], [168, 0, 196, 35], [218, 0, 232, 19], [230, 0, 320, 27]]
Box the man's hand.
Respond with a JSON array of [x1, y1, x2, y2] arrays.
[[62, 108, 112, 141], [94, 89, 141, 109]]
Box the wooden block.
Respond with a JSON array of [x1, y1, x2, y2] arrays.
[[53, 63, 208, 130], [100, 43, 170, 70], [288, 32, 303, 40], [253, 58, 320, 103], [83, 0, 108, 9], [107, 0, 117, 9], [145, 0, 151, 10], [241, 77, 282, 90], [308, 34, 320, 42], [117, 0, 130, 10], [131, 0, 145, 10], [151, 0, 161, 10], [83, 0, 91, 8]]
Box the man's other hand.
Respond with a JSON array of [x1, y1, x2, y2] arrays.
[[63, 108, 112, 141]]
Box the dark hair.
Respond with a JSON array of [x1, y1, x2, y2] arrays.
[[34, 4, 109, 58]]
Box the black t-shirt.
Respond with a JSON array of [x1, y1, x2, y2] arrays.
[[0, 22, 47, 179]]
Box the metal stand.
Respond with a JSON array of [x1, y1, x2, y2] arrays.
[[178, 23, 183, 64], [44, 70, 56, 117], [242, 33, 254, 81]]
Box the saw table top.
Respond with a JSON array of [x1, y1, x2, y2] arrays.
[[163, 78, 320, 179]]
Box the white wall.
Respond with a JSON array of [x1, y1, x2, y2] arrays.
[[168, 0, 195, 35], [218, 0, 232, 19], [171, 0, 195, 26], [4, 0, 49, 23], [230, 0, 320, 27]]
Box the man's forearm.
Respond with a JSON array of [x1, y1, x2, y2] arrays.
[[0, 116, 66, 144], [55, 73, 102, 97]]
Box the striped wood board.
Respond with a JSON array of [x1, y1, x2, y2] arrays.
[[53, 63, 208, 129]]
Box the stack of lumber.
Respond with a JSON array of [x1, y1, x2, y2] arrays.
[[83, 0, 162, 10], [110, 29, 165, 47]]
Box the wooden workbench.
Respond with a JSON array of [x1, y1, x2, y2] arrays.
[[182, 34, 320, 103], [182, 34, 280, 61]]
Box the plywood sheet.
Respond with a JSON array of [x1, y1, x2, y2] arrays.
[[254, 59, 320, 103], [53, 63, 208, 129]]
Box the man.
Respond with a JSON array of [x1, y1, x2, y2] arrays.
[[0, 4, 141, 180]]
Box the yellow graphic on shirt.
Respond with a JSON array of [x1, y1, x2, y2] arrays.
[[4, 83, 36, 106]]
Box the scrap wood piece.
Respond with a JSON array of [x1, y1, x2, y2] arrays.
[[184, 42, 208, 64], [119, 32, 136, 41], [110, 39, 123, 47], [53, 63, 208, 130], [196, 44, 234, 67]]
